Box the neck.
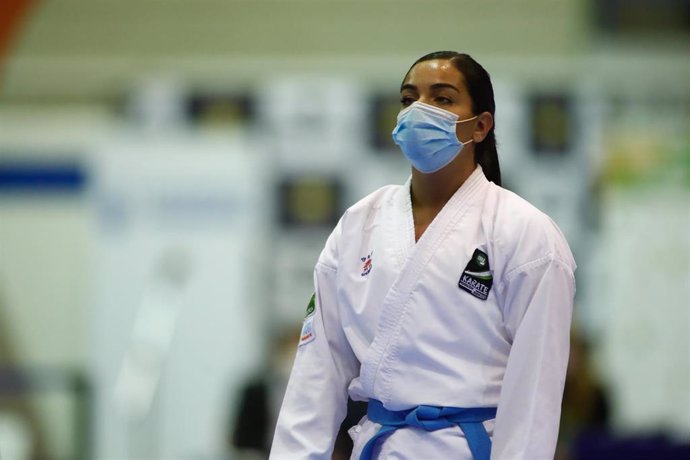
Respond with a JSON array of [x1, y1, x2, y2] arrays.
[[410, 151, 477, 209]]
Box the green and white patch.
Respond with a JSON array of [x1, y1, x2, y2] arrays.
[[305, 293, 316, 318]]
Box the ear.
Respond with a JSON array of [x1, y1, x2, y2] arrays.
[[473, 112, 494, 143]]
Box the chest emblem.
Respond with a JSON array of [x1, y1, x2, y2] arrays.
[[458, 248, 493, 300], [360, 251, 373, 276]]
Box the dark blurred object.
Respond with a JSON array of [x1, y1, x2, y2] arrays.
[[232, 380, 366, 460], [186, 92, 254, 128], [528, 92, 574, 156], [554, 333, 690, 458], [594, 0, 690, 36], [231, 376, 272, 454], [573, 432, 690, 460], [561, 333, 610, 428], [0, 288, 50, 460], [277, 175, 344, 229], [229, 324, 366, 459], [556, 331, 610, 460], [368, 93, 401, 152], [0, 367, 92, 460], [333, 399, 368, 460], [229, 325, 299, 458]]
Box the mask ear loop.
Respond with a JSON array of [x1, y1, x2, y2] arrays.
[[455, 115, 478, 124], [455, 115, 478, 144]]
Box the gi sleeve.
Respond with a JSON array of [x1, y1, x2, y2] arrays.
[[269, 251, 360, 459], [490, 254, 576, 460]]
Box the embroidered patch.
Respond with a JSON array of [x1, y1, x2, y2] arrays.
[[458, 248, 493, 300], [305, 293, 316, 318], [299, 315, 316, 346], [360, 251, 373, 276]]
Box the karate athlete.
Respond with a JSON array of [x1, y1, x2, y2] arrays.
[[270, 51, 576, 460]]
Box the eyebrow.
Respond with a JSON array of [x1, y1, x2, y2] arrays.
[[400, 82, 461, 92]]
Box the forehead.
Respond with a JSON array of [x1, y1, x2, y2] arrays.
[[402, 59, 465, 90]]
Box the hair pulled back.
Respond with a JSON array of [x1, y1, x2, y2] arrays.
[[404, 51, 501, 186]]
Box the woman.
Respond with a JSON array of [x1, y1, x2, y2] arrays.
[[269, 51, 576, 460]]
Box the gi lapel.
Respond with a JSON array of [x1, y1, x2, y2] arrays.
[[359, 168, 489, 403]]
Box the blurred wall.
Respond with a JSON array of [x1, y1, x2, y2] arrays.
[[3, 0, 689, 105], [2, 0, 589, 103]]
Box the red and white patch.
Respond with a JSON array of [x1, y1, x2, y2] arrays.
[[299, 316, 316, 346], [360, 251, 373, 276]]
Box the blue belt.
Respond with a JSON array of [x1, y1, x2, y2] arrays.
[[359, 399, 497, 460]]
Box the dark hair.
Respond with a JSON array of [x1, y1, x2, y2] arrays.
[[403, 51, 501, 186]]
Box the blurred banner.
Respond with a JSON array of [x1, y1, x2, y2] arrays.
[[90, 134, 269, 459]]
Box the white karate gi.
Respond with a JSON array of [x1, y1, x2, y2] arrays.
[[270, 166, 576, 460]]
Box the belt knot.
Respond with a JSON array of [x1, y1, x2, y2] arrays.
[[404, 405, 454, 431]]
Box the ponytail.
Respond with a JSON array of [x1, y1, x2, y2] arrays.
[[476, 129, 501, 186]]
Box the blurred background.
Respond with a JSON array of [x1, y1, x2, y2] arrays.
[[0, 1, 688, 459]]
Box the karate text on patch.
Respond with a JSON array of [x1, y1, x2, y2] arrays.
[[458, 248, 493, 301]]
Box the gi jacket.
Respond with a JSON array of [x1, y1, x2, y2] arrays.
[[270, 167, 576, 460]]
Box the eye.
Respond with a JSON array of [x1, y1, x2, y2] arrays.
[[435, 96, 453, 105], [400, 96, 416, 107]]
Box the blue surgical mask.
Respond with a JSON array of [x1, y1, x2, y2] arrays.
[[392, 101, 477, 173]]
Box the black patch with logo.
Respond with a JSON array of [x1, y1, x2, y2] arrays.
[[458, 249, 493, 301]]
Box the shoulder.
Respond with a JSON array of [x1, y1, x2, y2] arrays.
[[317, 184, 401, 270], [488, 184, 576, 273]]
